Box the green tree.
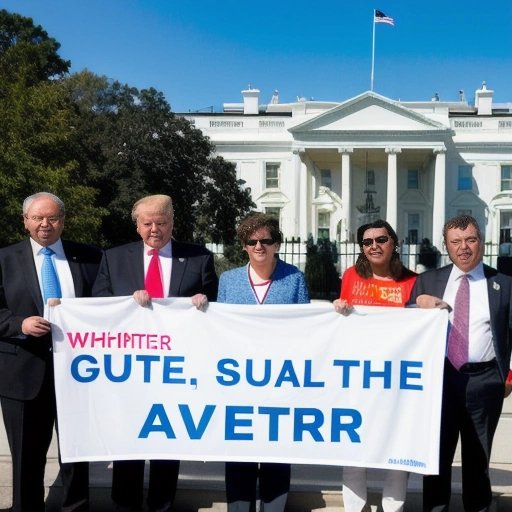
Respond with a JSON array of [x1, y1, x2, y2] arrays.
[[0, 10, 104, 246], [66, 71, 254, 247], [0, 9, 70, 83]]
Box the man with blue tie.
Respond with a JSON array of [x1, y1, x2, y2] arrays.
[[92, 193, 218, 512], [410, 215, 512, 511], [0, 192, 102, 512]]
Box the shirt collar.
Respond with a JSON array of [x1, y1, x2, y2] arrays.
[[143, 240, 172, 258], [30, 237, 64, 257], [450, 261, 484, 281]]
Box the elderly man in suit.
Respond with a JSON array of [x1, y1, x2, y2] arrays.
[[92, 193, 218, 512], [410, 214, 512, 512], [0, 192, 102, 512]]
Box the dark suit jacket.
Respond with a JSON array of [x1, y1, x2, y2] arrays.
[[0, 239, 102, 400], [409, 264, 512, 381], [92, 240, 218, 302]]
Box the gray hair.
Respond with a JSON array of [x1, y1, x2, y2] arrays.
[[23, 192, 65, 216]]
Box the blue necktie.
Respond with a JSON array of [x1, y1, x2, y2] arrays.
[[41, 247, 62, 303]]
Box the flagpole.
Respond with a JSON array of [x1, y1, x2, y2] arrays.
[[370, 9, 376, 91]]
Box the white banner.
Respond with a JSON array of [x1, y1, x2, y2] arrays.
[[50, 298, 448, 474]]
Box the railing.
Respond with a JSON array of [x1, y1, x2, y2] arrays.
[[207, 240, 502, 275]]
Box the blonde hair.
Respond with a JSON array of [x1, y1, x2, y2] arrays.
[[131, 194, 173, 222]]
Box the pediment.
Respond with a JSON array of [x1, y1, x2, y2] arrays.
[[256, 190, 289, 204], [312, 187, 343, 208], [399, 189, 429, 205], [449, 191, 486, 208], [290, 91, 448, 134]]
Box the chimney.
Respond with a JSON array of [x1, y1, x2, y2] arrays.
[[475, 81, 493, 115], [242, 87, 260, 115]]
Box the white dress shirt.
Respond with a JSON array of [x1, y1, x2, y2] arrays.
[[30, 238, 75, 299], [443, 262, 495, 363]]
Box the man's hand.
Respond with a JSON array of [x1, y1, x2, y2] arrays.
[[416, 294, 451, 310], [191, 293, 208, 311], [133, 290, 151, 307], [505, 370, 512, 398], [21, 316, 51, 337]]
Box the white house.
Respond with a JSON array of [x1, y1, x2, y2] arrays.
[[181, 83, 512, 261]]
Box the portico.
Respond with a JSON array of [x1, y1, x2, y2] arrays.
[[183, 85, 512, 262]]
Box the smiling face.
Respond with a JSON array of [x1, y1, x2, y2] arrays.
[[361, 226, 395, 271], [445, 223, 483, 273], [243, 227, 279, 266], [24, 196, 65, 247]]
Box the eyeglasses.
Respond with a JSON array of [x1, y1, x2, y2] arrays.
[[361, 235, 390, 247], [25, 215, 63, 224], [246, 239, 275, 246]]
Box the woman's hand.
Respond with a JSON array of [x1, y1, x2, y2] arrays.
[[333, 298, 353, 316], [191, 293, 208, 311], [133, 290, 151, 307], [416, 294, 450, 310]]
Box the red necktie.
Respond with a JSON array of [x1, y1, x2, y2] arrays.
[[145, 249, 164, 298], [447, 274, 470, 369]]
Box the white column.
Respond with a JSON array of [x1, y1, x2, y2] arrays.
[[292, 149, 305, 239], [338, 147, 353, 241], [293, 148, 309, 242], [432, 147, 446, 249], [385, 147, 401, 229]]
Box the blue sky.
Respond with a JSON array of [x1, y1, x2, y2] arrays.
[[3, 0, 511, 112]]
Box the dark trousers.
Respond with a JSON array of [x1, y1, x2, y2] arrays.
[[0, 368, 89, 512], [225, 462, 291, 512], [423, 359, 503, 512], [112, 459, 180, 511]]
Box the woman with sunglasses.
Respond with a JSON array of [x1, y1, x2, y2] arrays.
[[333, 219, 416, 512], [217, 212, 309, 512]]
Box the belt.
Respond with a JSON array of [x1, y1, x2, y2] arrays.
[[458, 359, 497, 373]]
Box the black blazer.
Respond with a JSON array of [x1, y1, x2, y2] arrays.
[[92, 240, 218, 302], [409, 264, 512, 381], [0, 239, 102, 400]]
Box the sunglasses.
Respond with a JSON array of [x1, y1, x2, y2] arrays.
[[361, 235, 390, 247], [246, 238, 275, 246]]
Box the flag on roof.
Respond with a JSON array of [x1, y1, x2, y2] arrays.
[[375, 10, 394, 26]]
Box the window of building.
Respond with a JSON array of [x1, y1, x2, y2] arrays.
[[265, 163, 280, 189], [318, 212, 330, 240], [407, 170, 419, 189], [458, 165, 472, 191], [264, 207, 281, 222], [500, 211, 512, 245], [320, 169, 332, 189], [407, 213, 420, 244], [501, 165, 512, 191], [457, 209, 472, 216]]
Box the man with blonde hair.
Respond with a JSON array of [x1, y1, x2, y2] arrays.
[[93, 193, 218, 512]]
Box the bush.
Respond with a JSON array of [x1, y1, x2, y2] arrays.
[[304, 235, 340, 301]]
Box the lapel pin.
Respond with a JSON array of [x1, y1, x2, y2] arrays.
[[493, 282, 500, 291], [179, 258, 185, 263]]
